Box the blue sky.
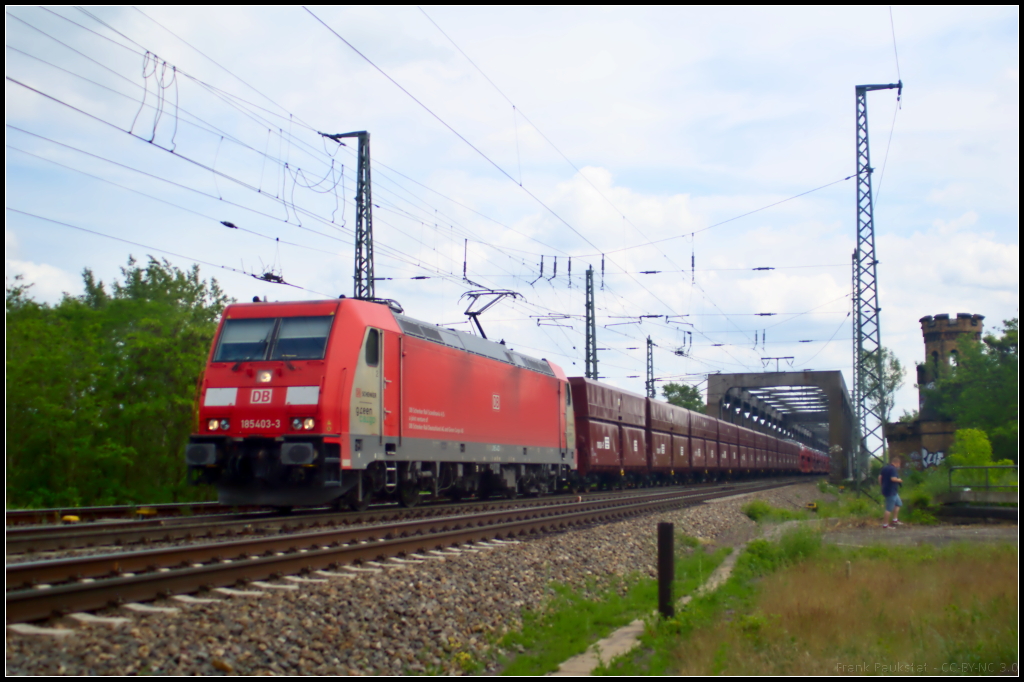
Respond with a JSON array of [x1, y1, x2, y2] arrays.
[[5, 6, 1019, 423]]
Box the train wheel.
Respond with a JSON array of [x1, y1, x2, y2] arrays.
[[399, 483, 421, 508], [348, 493, 371, 512]]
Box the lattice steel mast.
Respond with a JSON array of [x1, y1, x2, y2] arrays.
[[852, 82, 901, 476], [585, 267, 598, 379], [646, 336, 655, 398], [321, 131, 374, 299]]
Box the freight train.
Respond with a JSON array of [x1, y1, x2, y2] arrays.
[[185, 298, 828, 509]]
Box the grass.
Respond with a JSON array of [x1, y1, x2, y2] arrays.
[[497, 536, 730, 675], [598, 530, 1018, 676], [807, 482, 940, 525], [742, 499, 809, 523], [814, 491, 879, 520]]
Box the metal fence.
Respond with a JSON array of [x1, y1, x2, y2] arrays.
[[948, 465, 1018, 492]]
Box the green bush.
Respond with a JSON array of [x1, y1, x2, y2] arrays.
[[742, 499, 772, 522], [742, 499, 806, 523], [736, 528, 821, 578], [903, 488, 938, 524], [945, 429, 1018, 489]]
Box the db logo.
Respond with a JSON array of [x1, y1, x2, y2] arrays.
[[251, 388, 273, 404]]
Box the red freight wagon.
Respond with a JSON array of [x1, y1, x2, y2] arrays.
[[621, 424, 647, 471], [576, 419, 621, 472], [647, 398, 690, 477], [187, 299, 574, 508], [646, 398, 679, 434], [648, 431, 673, 471], [737, 426, 753, 471], [725, 440, 738, 472], [720, 422, 738, 472], [690, 436, 706, 471], [569, 377, 646, 486], [754, 431, 767, 469], [707, 439, 720, 474], [690, 411, 718, 475], [672, 434, 691, 473], [646, 399, 675, 472], [569, 377, 645, 427]]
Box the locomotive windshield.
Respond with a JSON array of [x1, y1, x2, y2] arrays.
[[213, 316, 334, 362], [271, 316, 333, 360]]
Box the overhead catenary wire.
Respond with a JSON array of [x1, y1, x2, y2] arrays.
[[301, 6, 721, 329], [874, 7, 904, 209], [9, 7, 782, 348], [22, 6, 507, 242], [4, 19, 557, 346], [412, 5, 861, 363], [6, 206, 332, 296], [6, 8, 862, 382]]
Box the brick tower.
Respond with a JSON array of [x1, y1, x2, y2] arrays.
[[884, 313, 984, 469], [917, 313, 984, 418]]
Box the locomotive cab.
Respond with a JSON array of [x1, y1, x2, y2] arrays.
[[185, 299, 348, 506]]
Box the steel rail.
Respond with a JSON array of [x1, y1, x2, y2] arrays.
[[6, 480, 795, 624], [6, 487, 720, 588], [6, 483, 754, 554], [5, 502, 232, 527]]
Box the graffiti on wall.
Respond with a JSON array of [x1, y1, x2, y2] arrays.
[[909, 447, 946, 469]]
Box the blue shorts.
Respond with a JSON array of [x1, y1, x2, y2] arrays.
[[885, 493, 902, 513]]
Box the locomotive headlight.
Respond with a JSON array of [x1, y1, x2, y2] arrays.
[[291, 417, 302, 430], [219, 419, 230, 431], [257, 370, 273, 383], [208, 419, 219, 431], [303, 418, 315, 431]]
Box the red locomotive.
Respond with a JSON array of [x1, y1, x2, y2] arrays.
[[186, 299, 827, 508], [186, 298, 574, 509]]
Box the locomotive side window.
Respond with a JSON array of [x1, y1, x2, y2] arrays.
[[365, 329, 380, 367], [271, 316, 334, 360], [213, 318, 277, 362]]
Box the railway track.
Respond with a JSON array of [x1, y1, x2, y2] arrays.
[[6, 479, 798, 624], [5, 480, 778, 556], [5, 501, 234, 527]]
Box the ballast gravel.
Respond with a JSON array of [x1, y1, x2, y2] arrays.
[[6, 482, 819, 676]]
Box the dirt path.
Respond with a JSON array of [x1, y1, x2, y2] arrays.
[[821, 520, 1018, 548]]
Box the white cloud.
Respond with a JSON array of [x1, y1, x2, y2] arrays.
[[3, 4, 1018, 411], [5, 258, 80, 304], [933, 210, 978, 235]]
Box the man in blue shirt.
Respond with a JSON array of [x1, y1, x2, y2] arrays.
[[879, 455, 904, 529]]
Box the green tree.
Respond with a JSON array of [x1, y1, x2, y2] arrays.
[[862, 346, 905, 435], [661, 382, 704, 411], [5, 257, 229, 508], [947, 428, 994, 468], [925, 319, 1018, 464]]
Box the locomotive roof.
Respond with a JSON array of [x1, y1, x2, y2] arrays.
[[394, 313, 555, 377]]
